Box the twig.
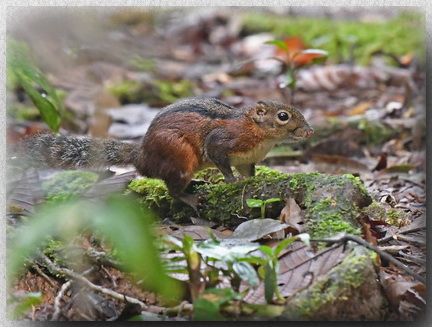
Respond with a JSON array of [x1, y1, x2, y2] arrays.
[[163, 301, 193, 317], [51, 267, 95, 321], [378, 226, 426, 244], [84, 248, 122, 269], [310, 234, 426, 284], [31, 263, 57, 288], [51, 280, 72, 321], [42, 255, 148, 310]]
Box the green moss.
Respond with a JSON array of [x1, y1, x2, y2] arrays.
[[193, 168, 226, 184], [42, 171, 99, 204], [196, 179, 245, 222], [357, 119, 395, 146], [127, 55, 156, 72], [126, 167, 370, 228], [108, 79, 194, 106], [361, 201, 410, 227], [107, 80, 143, 104], [153, 80, 194, 105], [127, 177, 195, 219], [195, 169, 368, 232], [386, 208, 410, 227], [128, 177, 173, 212], [361, 201, 387, 222], [341, 174, 369, 198], [288, 247, 375, 319], [241, 11, 425, 66], [307, 198, 361, 239], [255, 165, 289, 179], [43, 239, 65, 266]]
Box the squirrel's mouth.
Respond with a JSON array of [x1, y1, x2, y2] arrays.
[[284, 132, 313, 143], [291, 127, 314, 140]]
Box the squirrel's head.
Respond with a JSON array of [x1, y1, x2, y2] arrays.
[[249, 100, 314, 142]]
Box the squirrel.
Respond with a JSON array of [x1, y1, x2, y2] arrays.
[[11, 97, 313, 210]]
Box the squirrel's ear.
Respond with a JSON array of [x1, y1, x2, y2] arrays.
[[252, 101, 268, 123]]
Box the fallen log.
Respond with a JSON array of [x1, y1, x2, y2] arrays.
[[129, 166, 372, 238]]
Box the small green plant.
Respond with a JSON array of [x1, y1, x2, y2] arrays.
[[246, 197, 281, 219], [266, 39, 328, 104], [163, 230, 311, 315], [163, 234, 260, 302], [252, 234, 310, 304]]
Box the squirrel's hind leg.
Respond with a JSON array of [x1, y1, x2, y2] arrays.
[[167, 185, 200, 218]]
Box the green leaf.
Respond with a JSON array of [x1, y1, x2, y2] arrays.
[[257, 265, 266, 279], [300, 48, 329, 65], [241, 303, 285, 319], [193, 288, 243, 321], [238, 256, 267, 266], [246, 198, 264, 208], [197, 241, 260, 262], [258, 245, 273, 257], [265, 40, 289, 53], [299, 48, 329, 56], [193, 298, 226, 321], [273, 235, 299, 257], [182, 235, 196, 254], [264, 198, 281, 204], [263, 263, 276, 304], [233, 261, 259, 288], [7, 39, 63, 132], [161, 235, 184, 251]]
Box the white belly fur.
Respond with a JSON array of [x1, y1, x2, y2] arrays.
[[229, 139, 277, 166]]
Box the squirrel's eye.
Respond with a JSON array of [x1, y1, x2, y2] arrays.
[[277, 111, 290, 122]]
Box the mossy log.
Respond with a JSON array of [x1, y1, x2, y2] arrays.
[[129, 166, 372, 238], [278, 246, 388, 321]]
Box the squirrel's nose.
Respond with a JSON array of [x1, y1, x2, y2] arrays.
[[305, 127, 314, 138]]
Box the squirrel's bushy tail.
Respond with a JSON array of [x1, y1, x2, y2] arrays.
[[10, 134, 139, 169]]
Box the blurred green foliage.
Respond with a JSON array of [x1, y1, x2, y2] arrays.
[[7, 292, 43, 319], [357, 118, 395, 146], [128, 54, 156, 72], [107, 79, 194, 105], [153, 80, 194, 105], [7, 195, 183, 304], [242, 11, 425, 65], [7, 39, 64, 132]]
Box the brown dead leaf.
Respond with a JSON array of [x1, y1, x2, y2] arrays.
[[279, 198, 305, 235], [307, 130, 364, 158], [372, 152, 388, 171], [230, 219, 288, 242], [164, 225, 230, 241], [379, 269, 425, 318], [7, 168, 44, 214], [347, 101, 372, 116], [399, 52, 414, 67], [312, 154, 369, 174], [84, 171, 137, 198]]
